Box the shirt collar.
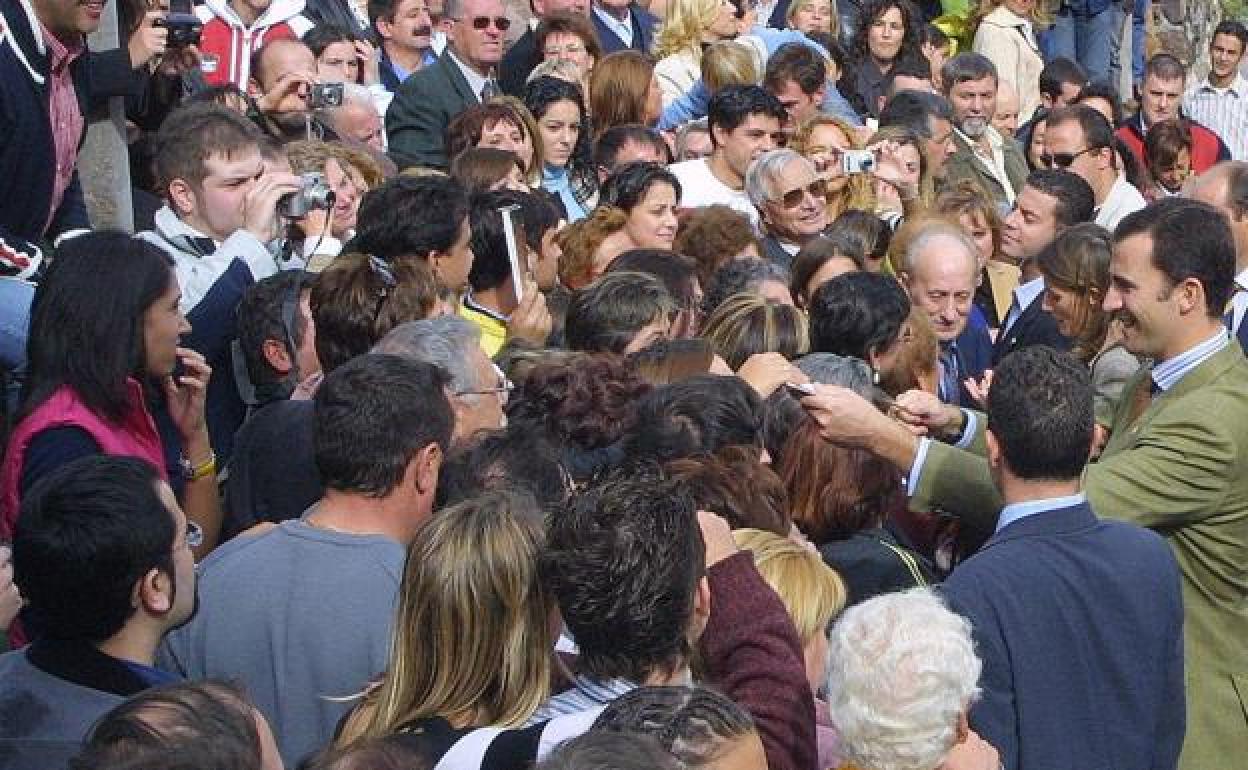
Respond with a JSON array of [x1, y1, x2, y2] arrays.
[[571, 675, 637, 704], [1151, 327, 1231, 392], [41, 24, 84, 72], [445, 48, 489, 98], [1199, 72, 1248, 96], [593, 5, 633, 31], [996, 493, 1087, 533], [1234, 266, 1248, 292], [1013, 274, 1045, 308]]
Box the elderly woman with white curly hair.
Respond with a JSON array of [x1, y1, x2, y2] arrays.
[[824, 588, 1001, 770]]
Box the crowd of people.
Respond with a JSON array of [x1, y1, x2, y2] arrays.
[[2, 0, 1248, 768]]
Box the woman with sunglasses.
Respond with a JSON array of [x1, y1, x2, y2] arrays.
[[523, 76, 598, 223], [653, 0, 743, 107], [1037, 223, 1140, 426]]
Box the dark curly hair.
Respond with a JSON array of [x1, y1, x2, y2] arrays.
[[625, 375, 764, 463], [600, 161, 683, 212], [665, 446, 791, 536], [524, 75, 598, 205], [506, 354, 653, 450], [542, 465, 706, 682]]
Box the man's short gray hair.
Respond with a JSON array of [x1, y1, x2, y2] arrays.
[[826, 588, 982, 770], [371, 316, 483, 395], [795, 353, 873, 397], [745, 149, 814, 209], [897, 221, 979, 280]]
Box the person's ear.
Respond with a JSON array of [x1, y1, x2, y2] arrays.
[[955, 710, 971, 745], [375, 16, 395, 42], [411, 442, 443, 496], [167, 178, 197, 217], [262, 338, 293, 376], [247, 76, 264, 100], [689, 575, 712, 643], [986, 428, 1002, 472], [1086, 286, 1103, 307], [1177, 277, 1204, 316], [136, 567, 174, 616]]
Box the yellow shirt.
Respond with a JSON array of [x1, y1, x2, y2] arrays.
[[458, 301, 507, 357]]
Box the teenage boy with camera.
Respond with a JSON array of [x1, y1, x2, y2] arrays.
[[139, 103, 307, 462]]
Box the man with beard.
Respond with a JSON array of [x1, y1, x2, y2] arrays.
[[939, 53, 1027, 210], [0, 458, 199, 770]]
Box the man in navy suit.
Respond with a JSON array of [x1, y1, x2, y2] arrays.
[[590, 0, 658, 55], [895, 221, 992, 407], [942, 346, 1185, 770], [993, 169, 1091, 364]]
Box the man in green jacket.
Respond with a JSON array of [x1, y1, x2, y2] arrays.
[[940, 53, 1028, 209], [796, 197, 1248, 770]]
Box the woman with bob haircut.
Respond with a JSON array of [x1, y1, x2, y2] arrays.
[[825, 588, 995, 770], [0, 232, 220, 554], [789, 232, 866, 309], [1037, 223, 1139, 426], [536, 10, 604, 103], [599, 161, 683, 251], [336, 488, 553, 757], [653, 0, 742, 106], [445, 101, 544, 187], [590, 51, 664, 138]]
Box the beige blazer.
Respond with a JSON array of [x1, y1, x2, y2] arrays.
[[973, 6, 1044, 124]]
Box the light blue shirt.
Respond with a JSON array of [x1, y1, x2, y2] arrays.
[[593, 5, 634, 47], [1001, 275, 1045, 338], [1151, 327, 1230, 392], [995, 492, 1087, 534], [529, 675, 637, 723]]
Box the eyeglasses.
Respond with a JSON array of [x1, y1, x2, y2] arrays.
[[543, 43, 587, 57], [184, 520, 203, 550], [456, 362, 515, 403], [777, 178, 827, 208], [1040, 146, 1097, 169], [464, 15, 511, 31]]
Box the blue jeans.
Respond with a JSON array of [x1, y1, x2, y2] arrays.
[[1133, 0, 1149, 87], [1047, 5, 1125, 85], [0, 277, 34, 416]]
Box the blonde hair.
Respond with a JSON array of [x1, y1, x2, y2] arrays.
[[700, 293, 810, 370], [971, 0, 1051, 29], [868, 124, 935, 210], [654, 0, 723, 60], [701, 40, 760, 92], [785, 0, 840, 38], [591, 51, 658, 138], [286, 140, 383, 190], [791, 115, 877, 218], [733, 528, 847, 643], [337, 490, 553, 744]]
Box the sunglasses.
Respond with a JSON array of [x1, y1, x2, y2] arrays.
[[465, 15, 511, 31], [778, 178, 827, 208], [1040, 146, 1096, 169]]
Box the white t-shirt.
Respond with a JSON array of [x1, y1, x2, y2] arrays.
[[669, 158, 761, 230]]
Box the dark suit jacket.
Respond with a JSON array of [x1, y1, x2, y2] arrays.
[[992, 292, 1070, 365], [500, 27, 538, 97], [942, 501, 1185, 770], [385, 52, 479, 170], [591, 3, 658, 55], [953, 310, 993, 406], [912, 343, 1248, 770]]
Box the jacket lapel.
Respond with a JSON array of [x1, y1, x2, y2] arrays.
[[438, 52, 477, 107]]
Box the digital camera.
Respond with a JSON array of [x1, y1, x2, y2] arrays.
[[309, 83, 345, 109], [842, 150, 876, 175], [157, 13, 202, 47], [279, 173, 335, 218]]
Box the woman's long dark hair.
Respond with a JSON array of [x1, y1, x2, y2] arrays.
[[523, 75, 599, 204], [21, 232, 174, 423]]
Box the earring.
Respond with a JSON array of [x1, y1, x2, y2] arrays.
[[872, 368, 880, 385]]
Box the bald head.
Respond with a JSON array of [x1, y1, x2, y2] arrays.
[[899, 225, 978, 342], [1187, 161, 1248, 268]]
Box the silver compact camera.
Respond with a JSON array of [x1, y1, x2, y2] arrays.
[[309, 82, 345, 109], [279, 172, 335, 218], [842, 149, 876, 174]]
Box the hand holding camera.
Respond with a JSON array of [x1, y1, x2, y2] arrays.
[[243, 171, 305, 242], [868, 140, 921, 202]]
